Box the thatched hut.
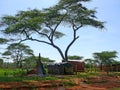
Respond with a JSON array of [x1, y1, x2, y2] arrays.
[[47, 62, 73, 75], [68, 60, 85, 72]]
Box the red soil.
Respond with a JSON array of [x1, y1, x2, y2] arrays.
[[0, 76, 120, 90]]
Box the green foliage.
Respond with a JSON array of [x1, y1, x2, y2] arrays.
[[3, 43, 34, 56], [0, 58, 3, 65], [0, 0, 104, 62], [68, 55, 83, 60], [57, 0, 104, 28], [1, 10, 42, 35], [60, 81, 75, 86], [84, 58, 93, 63], [22, 56, 37, 69], [93, 51, 118, 65], [21, 56, 55, 69], [41, 57, 55, 62], [110, 88, 120, 90], [0, 38, 9, 44], [84, 58, 94, 72], [2, 51, 11, 56], [2, 43, 34, 68]]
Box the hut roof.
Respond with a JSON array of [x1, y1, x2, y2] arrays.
[[47, 62, 72, 67]]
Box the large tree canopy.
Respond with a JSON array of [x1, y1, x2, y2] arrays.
[[0, 0, 104, 61]]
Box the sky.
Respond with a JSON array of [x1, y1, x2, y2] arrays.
[[0, 0, 120, 62]]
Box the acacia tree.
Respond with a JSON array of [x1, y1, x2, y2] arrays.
[[93, 51, 118, 71], [0, 0, 104, 62], [2, 43, 34, 68]]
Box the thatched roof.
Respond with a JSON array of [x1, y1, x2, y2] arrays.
[[47, 62, 72, 68]]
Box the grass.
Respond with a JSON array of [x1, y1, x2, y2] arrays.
[[60, 81, 75, 86], [107, 72, 120, 77], [110, 88, 120, 90], [0, 68, 58, 82], [74, 72, 100, 79], [0, 69, 120, 90], [0, 76, 58, 82], [0, 68, 26, 77], [0, 68, 120, 83]]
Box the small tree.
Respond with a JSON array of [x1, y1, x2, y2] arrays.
[[93, 51, 118, 72], [84, 58, 94, 72], [2, 43, 34, 68]]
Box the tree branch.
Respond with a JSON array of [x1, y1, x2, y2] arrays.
[[51, 43, 65, 60], [19, 37, 52, 46], [35, 30, 49, 37], [64, 23, 80, 61], [19, 37, 65, 60], [65, 35, 79, 61]]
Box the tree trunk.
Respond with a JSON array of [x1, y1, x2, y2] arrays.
[[100, 63, 103, 71]]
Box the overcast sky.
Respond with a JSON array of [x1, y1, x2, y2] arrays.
[[0, 0, 120, 62]]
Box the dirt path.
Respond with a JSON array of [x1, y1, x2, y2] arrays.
[[88, 76, 120, 89], [0, 76, 120, 90], [0, 82, 107, 90]]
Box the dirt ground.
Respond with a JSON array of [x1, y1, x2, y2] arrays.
[[0, 75, 120, 90]]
